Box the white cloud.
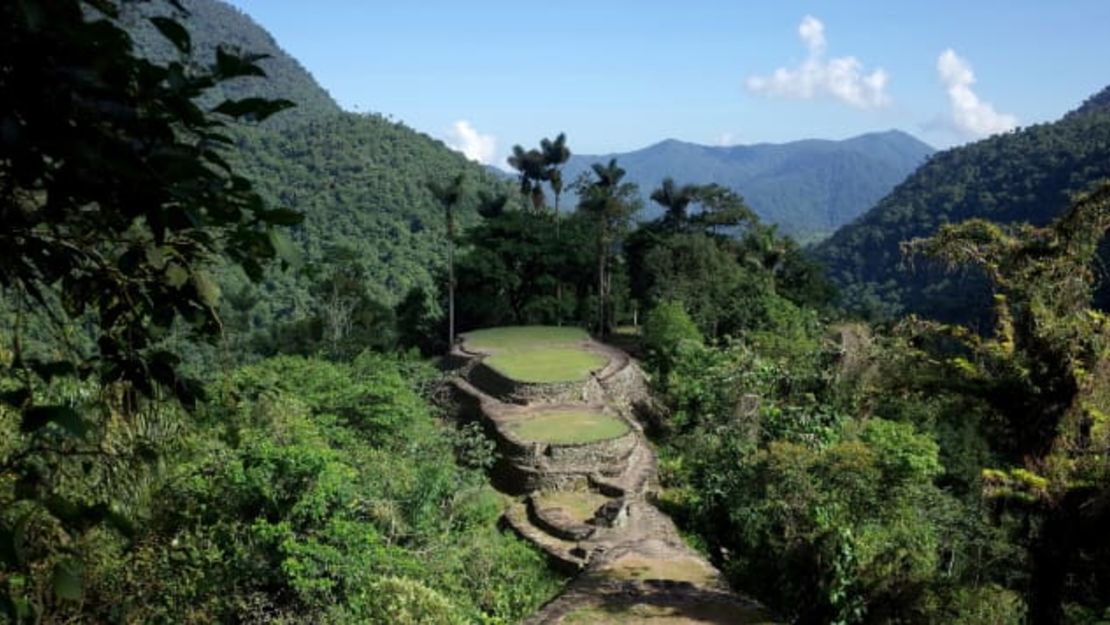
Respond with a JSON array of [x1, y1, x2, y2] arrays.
[[746, 15, 890, 110], [715, 132, 740, 147], [936, 49, 1017, 138], [798, 15, 826, 55], [446, 120, 497, 166]]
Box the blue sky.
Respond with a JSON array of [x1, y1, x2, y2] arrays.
[[225, 0, 1110, 167]]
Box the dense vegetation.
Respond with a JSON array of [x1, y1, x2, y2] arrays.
[[645, 185, 1110, 624], [814, 96, 1110, 326], [120, 0, 520, 364], [0, 2, 556, 622], [562, 131, 934, 242], [123, 0, 342, 126]]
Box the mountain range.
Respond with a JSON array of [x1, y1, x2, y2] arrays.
[[813, 84, 1110, 325], [133, 0, 1110, 331], [561, 131, 935, 241]]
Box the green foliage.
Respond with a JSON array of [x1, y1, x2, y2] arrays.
[[0, 1, 304, 614], [359, 576, 464, 625], [0, 0, 298, 402], [814, 93, 1110, 324], [896, 184, 1110, 622], [647, 311, 1041, 624], [641, 301, 702, 377], [627, 188, 832, 343], [395, 285, 446, 356], [2, 355, 561, 623], [576, 159, 643, 334], [123, 0, 341, 127], [227, 112, 512, 306], [662, 415, 952, 623], [455, 208, 598, 329]]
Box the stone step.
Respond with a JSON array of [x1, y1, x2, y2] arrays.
[[527, 494, 600, 542], [589, 438, 657, 498], [502, 501, 588, 575]]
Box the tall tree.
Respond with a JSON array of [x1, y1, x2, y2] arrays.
[[429, 173, 466, 348], [650, 177, 699, 233], [691, 184, 757, 235], [576, 160, 641, 334], [507, 145, 546, 212], [540, 133, 572, 217]]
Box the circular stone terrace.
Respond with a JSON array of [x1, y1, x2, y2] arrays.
[[462, 326, 611, 384], [505, 406, 629, 445]]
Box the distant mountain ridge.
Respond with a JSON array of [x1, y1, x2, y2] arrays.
[[562, 130, 934, 240], [124, 0, 342, 126], [813, 84, 1110, 325]]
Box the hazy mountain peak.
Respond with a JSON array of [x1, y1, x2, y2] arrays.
[[563, 131, 934, 240]]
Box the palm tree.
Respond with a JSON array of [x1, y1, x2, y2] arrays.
[[650, 177, 699, 233], [578, 159, 640, 334], [507, 145, 546, 212], [429, 173, 466, 348], [540, 133, 571, 216]]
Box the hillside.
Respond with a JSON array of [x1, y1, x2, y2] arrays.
[[562, 130, 934, 241], [122, 0, 341, 126], [1066, 84, 1110, 118], [119, 0, 516, 312], [813, 89, 1110, 325], [229, 114, 510, 303]]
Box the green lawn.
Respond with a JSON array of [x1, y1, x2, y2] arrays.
[[508, 410, 629, 444], [485, 348, 607, 383], [463, 325, 589, 352]]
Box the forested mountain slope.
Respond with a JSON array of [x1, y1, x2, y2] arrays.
[[562, 130, 933, 241], [122, 0, 516, 312], [813, 90, 1110, 325], [122, 0, 341, 125], [229, 114, 509, 303]]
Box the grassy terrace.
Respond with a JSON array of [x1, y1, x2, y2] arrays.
[[485, 349, 607, 383], [463, 326, 607, 383], [464, 325, 590, 351], [508, 409, 629, 445], [535, 490, 611, 524]]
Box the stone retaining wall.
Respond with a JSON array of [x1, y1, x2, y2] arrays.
[[468, 360, 605, 405], [597, 359, 652, 416]]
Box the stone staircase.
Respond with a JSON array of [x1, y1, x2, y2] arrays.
[[446, 334, 778, 624]]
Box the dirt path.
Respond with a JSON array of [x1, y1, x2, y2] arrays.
[[448, 334, 777, 624]]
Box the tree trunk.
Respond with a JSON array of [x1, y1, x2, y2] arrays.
[[448, 241, 455, 349], [555, 196, 562, 325], [597, 236, 606, 335]]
